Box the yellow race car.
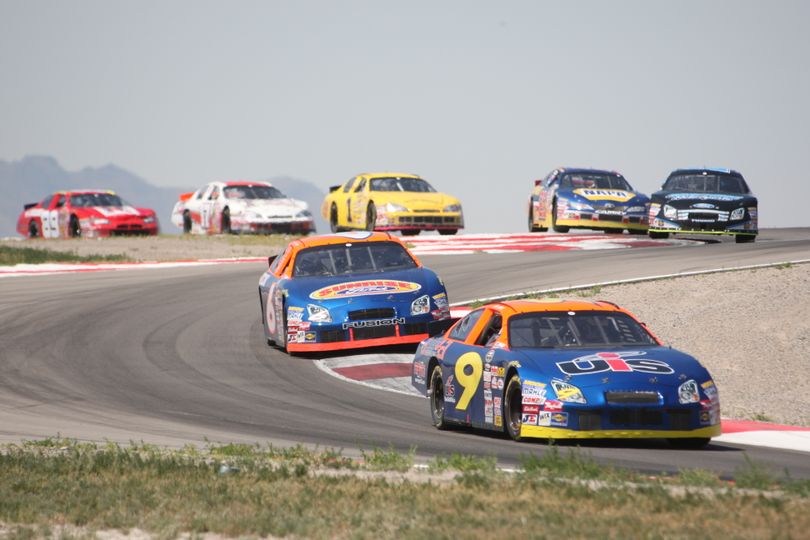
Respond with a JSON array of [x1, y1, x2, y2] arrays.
[[322, 172, 464, 236]]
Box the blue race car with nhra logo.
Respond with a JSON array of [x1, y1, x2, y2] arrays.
[[259, 231, 452, 353], [412, 299, 721, 447]]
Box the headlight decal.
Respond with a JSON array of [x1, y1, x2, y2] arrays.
[[306, 303, 332, 323], [551, 379, 586, 404], [410, 294, 430, 316], [677, 379, 700, 404]]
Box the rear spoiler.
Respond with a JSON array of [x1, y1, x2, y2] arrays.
[[179, 192, 194, 202], [329, 185, 341, 193], [23, 202, 38, 210]]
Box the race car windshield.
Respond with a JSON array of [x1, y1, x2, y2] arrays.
[[70, 193, 124, 207], [559, 174, 632, 191], [508, 312, 657, 349], [663, 174, 749, 194], [370, 178, 436, 192], [293, 241, 418, 277], [224, 185, 284, 200]]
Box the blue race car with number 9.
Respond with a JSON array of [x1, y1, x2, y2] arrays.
[[412, 299, 721, 448]]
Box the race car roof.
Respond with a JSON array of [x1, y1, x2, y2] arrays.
[[219, 180, 274, 187], [556, 167, 623, 177], [668, 168, 743, 177], [484, 298, 626, 316], [358, 172, 422, 179], [289, 231, 402, 250], [52, 189, 117, 195]]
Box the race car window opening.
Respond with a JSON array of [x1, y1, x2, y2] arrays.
[[40, 195, 55, 208], [354, 179, 367, 192], [475, 313, 503, 347], [69, 193, 124, 207], [292, 241, 417, 277], [54, 195, 66, 208], [223, 185, 284, 200], [663, 175, 749, 194], [370, 178, 437, 193], [559, 174, 632, 191], [209, 186, 220, 200], [508, 312, 657, 349], [342, 178, 357, 193], [449, 309, 485, 342]]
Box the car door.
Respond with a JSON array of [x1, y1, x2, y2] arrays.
[[339, 177, 357, 226], [440, 308, 488, 424], [350, 177, 369, 226], [41, 193, 66, 238], [198, 184, 217, 232]]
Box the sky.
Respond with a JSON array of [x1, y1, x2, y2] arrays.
[[2, 0, 809, 232]]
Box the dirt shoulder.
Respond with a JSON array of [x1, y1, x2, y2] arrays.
[[578, 263, 810, 426], [0, 235, 292, 262]]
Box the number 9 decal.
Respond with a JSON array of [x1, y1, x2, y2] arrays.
[[454, 351, 483, 411]]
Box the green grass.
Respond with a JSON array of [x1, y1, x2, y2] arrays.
[[2, 439, 810, 539], [0, 245, 129, 265]]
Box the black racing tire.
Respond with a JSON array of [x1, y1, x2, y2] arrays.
[[28, 220, 40, 239], [365, 204, 377, 231], [667, 437, 711, 449], [528, 205, 540, 232], [649, 231, 670, 239], [69, 215, 81, 238], [429, 365, 450, 430], [401, 229, 421, 236], [183, 211, 192, 234], [221, 208, 232, 234], [438, 229, 457, 236], [330, 204, 340, 233], [735, 234, 756, 244], [504, 374, 524, 441], [628, 229, 647, 235], [551, 200, 569, 233], [277, 302, 288, 353], [604, 228, 625, 235]]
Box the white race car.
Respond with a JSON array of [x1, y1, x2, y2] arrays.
[[171, 181, 315, 235]]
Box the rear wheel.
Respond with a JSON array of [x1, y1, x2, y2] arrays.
[[401, 229, 421, 236], [603, 228, 625, 234], [69, 215, 81, 237], [628, 229, 646, 235], [429, 365, 450, 430], [504, 375, 524, 441], [551, 201, 569, 233], [221, 208, 232, 234], [735, 234, 756, 244], [28, 221, 40, 238], [183, 211, 192, 234], [330, 204, 340, 233], [667, 437, 710, 449], [438, 229, 457, 236], [365, 204, 377, 231], [649, 231, 669, 239]]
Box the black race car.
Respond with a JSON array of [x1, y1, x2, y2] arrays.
[[648, 168, 758, 243]]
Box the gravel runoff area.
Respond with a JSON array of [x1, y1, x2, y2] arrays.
[[0, 235, 291, 261], [580, 263, 810, 427]]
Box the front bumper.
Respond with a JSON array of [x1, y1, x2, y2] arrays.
[[649, 217, 757, 236], [232, 218, 314, 234], [287, 318, 453, 353], [556, 213, 648, 231], [375, 211, 464, 231], [521, 424, 721, 439], [82, 221, 159, 237]]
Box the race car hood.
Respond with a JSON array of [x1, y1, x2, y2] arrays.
[[76, 205, 152, 219], [226, 198, 308, 217], [560, 188, 648, 207], [284, 267, 444, 313], [373, 191, 461, 211], [512, 347, 711, 389], [652, 191, 757, 209]]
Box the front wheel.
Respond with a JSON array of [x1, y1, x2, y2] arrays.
[[503, 374, 524, 441], [528, 205, 546, 232], [735, 234, 756, 244], [401, 229, 421, 236], [628, 229, 647, 235], [429, 365, 450, 430], [649, 231, 669, 239], [438, 229, 457, 236], [365, 204, 377, 231], [330, 204, 340, 233], [221, 209, 232, 234], [667, 437, 710, 449], [183, 211, 192, 234], [551, 201, 569, 233], [28, 221, 40, 238], [69, 215, 81, 238]]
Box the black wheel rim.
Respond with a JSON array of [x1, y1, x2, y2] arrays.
[[430, 371, 444, 422]]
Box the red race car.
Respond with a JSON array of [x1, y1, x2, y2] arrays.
[[17, 190, 159, 238]]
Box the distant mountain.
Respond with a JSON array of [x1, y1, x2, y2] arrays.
[[0, 156, 327, 236]]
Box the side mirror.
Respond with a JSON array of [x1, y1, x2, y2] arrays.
[[268, 255, 277, 268], [329, 185, 341, 193]]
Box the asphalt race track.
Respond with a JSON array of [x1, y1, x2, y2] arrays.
[[1, 228, 809, 477]]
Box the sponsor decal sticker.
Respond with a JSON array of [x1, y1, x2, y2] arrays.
[[522, 404, 540, 414], [310, 280, 421, 300], [485, 349, 495, 362], [413, 362, 426, 379], [522, 414, 539, 426], [543, 400, 563, 412], [573, 188, 635, 202], [557, 351, 674, 376], [444, 375, 456, 403], [550, 412, 569, 427], [342, 317, 405, 330], [538, 411, 552, 427], [522, 396, 544, 405]]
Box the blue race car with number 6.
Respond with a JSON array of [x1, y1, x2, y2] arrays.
[[412, 299, 721, 447]]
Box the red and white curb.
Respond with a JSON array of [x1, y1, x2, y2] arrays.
[[0, 257, 267, 278], [406, 232, 699, 255], [315, 355, 810, 453]]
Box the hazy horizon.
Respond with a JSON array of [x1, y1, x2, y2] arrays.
[[2, 1, 808, 232]]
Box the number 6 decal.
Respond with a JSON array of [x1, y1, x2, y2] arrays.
[[454, 351, 483, 411]]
